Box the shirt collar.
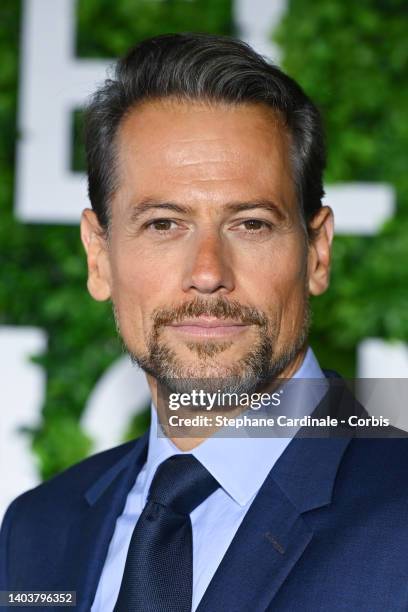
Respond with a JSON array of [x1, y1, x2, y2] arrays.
[[145, 346, 325, 507]]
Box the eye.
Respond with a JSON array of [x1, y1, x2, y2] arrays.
[[240, 219, 272, 232], [146, 218, 176, 232]]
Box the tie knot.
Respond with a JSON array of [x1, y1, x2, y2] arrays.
[[147, 455, 219, 515]]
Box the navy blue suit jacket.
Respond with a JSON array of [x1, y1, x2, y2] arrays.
[[1, 382, 408, 611]]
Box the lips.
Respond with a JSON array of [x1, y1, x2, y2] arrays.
[[167, 317, 250, 338], [171, 317, 246, 328]]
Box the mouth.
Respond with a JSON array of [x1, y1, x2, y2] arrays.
[[167, 317, 252, 339]]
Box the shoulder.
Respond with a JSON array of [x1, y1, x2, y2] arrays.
[[347, 436, 408, 461], [0, 437, 145, 588], [1, 438, 139, 529], [339, 437, 408, 494]]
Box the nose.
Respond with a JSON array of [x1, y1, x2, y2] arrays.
[[181, 230, 235, 295]]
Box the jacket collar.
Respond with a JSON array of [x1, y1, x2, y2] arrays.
[[84, 432, 148, 506]]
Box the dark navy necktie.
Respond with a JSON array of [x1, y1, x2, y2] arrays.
[[114, 454, 220, 612]]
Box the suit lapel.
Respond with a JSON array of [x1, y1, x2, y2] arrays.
[[52, 433, 148, 612], [197, 435, 352, 612], [196, 468, 313, 612]]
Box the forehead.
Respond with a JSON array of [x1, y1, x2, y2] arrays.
[[114, 98, 296, 211]]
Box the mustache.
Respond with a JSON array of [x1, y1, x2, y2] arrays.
[[151, 296, 268, 329]]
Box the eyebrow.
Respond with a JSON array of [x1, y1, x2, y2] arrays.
[[225, 200, 286, 220], [129, 200, 192, 223], [128, 198, 286, 223]]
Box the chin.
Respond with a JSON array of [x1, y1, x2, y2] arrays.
[[176, 363, 239, 379]]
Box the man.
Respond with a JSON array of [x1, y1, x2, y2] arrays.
[[1, 33, 408, 612]]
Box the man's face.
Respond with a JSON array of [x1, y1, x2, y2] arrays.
[[81, 99, 333, 392]]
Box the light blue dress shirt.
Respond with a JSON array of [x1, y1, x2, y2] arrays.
[[91, 346, 326, 611]]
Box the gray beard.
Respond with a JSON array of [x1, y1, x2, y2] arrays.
[[114, 295, 310, 397]]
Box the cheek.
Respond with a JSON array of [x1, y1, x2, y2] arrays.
[[277, 245, 309, 318], [236, 237, 307, 309], [110, 238, 163, 297], [239, 240, 308, 347], [108, 246, 168, 341]]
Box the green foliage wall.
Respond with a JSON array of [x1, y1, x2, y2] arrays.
[[0, 0, 407, 480], [276, 0, 408, 375]]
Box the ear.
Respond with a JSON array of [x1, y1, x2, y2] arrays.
[[80, 209, 112, 301], [307, 206, 334, 296]]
